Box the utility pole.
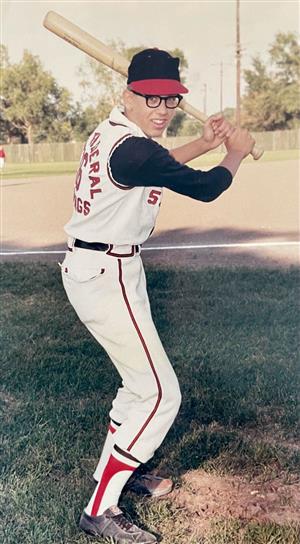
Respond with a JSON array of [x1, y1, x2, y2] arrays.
[[236, 0, 241, 126], [203, 83, 207, 115], [220, 61, 223, 113]]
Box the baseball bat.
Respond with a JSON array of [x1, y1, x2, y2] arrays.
[[43, 11, 264, 160]]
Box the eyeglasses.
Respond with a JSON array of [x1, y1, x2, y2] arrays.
[[130, 90, 183, 109]]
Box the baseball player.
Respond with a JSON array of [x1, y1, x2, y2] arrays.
[[61, 49, 254, 543], [0, 146, 6, 169]]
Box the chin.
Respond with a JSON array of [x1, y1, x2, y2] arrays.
[[146, 127, 166, 138]]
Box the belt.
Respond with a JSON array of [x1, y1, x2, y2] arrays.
[[68, 238, 140, 257], [73, 239, 108, 251]]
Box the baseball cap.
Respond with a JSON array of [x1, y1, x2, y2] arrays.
[[127, 48, 189, 95]]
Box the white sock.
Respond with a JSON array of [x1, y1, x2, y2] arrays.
[[85, 447, 140, 516]]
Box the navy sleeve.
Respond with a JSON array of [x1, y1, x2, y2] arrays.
[[110, 136, 233, 202]]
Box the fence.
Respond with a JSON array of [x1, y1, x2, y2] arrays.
[[3, 129, 299, 164]]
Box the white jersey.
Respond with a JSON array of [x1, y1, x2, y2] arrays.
[[65, 106, 163, 245]]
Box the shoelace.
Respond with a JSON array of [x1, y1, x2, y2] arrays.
[[113, 513, 134, 532]]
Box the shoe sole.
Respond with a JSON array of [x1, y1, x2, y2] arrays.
[[79, 515, 158, 543]]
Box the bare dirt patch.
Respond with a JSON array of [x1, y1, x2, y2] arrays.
[[2, 160, 299, 267], [171, 469, 300, 536]]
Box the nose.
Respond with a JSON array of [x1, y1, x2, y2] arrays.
[[156, 100, 169, 115]]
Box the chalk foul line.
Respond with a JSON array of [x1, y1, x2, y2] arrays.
[[1, 241, 300, 256]]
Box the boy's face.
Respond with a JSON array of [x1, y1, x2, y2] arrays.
[[123, 89, 176, 138]]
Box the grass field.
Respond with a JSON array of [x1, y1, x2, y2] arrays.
[[1, 263, 299, 543], [1, 149, 299, 179]]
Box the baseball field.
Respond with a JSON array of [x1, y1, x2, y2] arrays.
[[1, 152, 300, 543]]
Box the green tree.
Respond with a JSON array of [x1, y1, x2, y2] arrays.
[[243, 32, 300, 131], [71, 103, 99, 141], [78, 43, 189, 134], [0, 46, 24, 143], [1, 50, 74, 143], [166, 111, 186, 136]]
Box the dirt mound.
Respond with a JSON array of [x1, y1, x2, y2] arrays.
[[172, 469, 300, 533]]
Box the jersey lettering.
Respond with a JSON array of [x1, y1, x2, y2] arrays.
[[90, 132, 101, 148], [90, 148, 99, 161], [73, 193, 91, 216], [75, 168, 82, 192], [75, 148, 88, 192], [147, 189, 162, 205], [89, 161, 100, 174]]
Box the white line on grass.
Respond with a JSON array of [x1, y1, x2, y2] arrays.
[[1, 241, 300, 256]]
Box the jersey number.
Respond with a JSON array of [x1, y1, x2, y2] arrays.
[[147, 189, 162, 205]]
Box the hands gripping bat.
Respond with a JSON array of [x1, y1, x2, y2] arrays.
[[43, 11, 264, 160]]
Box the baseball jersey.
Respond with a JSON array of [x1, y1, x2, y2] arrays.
[[65, 106, 233, 245], [65, 106, 164, 245]]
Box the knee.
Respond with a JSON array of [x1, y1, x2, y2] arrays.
[[161, 376, 182, 420]]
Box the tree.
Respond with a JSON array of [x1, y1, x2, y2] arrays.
[[0, 44, 9, 68], [166, 111, 186, 136], [243, 32, 300, 131], [1, 49, 74, 143], [71, 103, 99, 141], [78, 43, 189, 133]]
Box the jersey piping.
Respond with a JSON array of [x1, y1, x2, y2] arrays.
[[107, 133, 134, 190]]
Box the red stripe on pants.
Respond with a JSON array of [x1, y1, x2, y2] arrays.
[[108, 423, 117, 434], [117, 259, 162, 451]]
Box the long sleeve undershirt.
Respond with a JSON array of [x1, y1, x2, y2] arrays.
[[110, 136, 233, 202]]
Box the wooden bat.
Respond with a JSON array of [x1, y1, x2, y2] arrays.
[[43, 11, 264, 160]]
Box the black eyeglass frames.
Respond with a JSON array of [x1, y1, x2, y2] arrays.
[[129, 90, 183, 109]]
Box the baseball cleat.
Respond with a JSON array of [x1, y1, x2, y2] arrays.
[[79, 505, 157, 543], [125, 473, 173, 498], [93, 472, 173, 498]]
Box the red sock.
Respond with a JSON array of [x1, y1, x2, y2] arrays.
[[86, 447, 140, 516]]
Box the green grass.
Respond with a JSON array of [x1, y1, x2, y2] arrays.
[[189, 148, 299, 168], [1, 161, 78, 179], [1, 149, 298, 180], [1, 264, 299, 543]]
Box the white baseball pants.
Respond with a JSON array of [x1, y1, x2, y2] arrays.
[[61, 245, 181, 463]]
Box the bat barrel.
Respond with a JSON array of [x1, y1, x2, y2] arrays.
[[43, 11, 264, 160], [43, 11, 129, 77]]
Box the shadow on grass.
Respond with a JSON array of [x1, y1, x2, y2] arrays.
[[1, 225, 299, 268], [1, 259, 300, 543]]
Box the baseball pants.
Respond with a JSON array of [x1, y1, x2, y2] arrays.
[[61, 244, 181, 464]]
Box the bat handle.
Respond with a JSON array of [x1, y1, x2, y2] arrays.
[[180, 100, 264, 160]]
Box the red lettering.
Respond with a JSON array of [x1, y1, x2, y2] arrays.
[[76, 196, 83, 213], [89, 176, 100, 188], [82, 152, 88, 167], [90, 132, 100, 148], [75, 168, 82, 191], [89, 148, 99, 161], [89, 161, 99, 174], [147, 189, 162, 205], [73, 195, 91, 215], [90, 188, 102, 199], [84, 201, 91, 216]]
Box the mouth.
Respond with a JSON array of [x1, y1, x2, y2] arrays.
[[151, 119, 168, 129]]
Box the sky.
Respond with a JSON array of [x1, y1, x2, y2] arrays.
[[1, 0, 299, 115]]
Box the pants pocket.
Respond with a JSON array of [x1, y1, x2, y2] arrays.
[[60, 253, 106, 283]]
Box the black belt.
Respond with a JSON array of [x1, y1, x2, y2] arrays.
[[73, 239, 109, 251], [69, 239, 140, 257]]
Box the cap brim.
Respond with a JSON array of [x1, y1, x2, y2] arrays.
[[129, 79, 189, 95]]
